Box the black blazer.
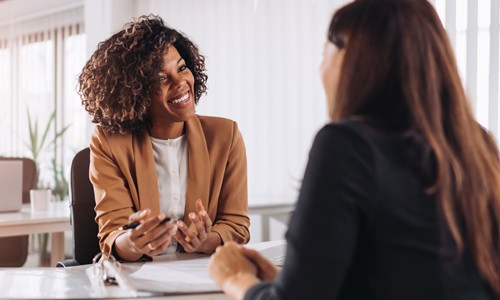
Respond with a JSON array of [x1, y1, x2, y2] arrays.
[[245, 121, 498, 300]]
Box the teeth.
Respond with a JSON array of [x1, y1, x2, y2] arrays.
[[171, 93, 189, 104]]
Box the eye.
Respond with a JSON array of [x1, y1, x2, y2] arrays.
[[158, 75, 168, 82], [178, 64, 187, 72]]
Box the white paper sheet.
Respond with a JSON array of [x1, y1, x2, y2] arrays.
[[128, 256, 219, 293], [126, 240, 286, 294]]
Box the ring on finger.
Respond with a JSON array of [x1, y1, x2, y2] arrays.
[[147, 242, 155, 251]]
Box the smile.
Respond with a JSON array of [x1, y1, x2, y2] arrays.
[[169, 93, 189, 104]]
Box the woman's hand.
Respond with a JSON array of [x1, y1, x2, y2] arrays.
[[209, 242, 260, 300], [240, 247, 278, 281], [175, 199, 222, 253], [114, 209, 178, 261]]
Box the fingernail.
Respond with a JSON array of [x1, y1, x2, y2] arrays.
[[189, 212, 196, 219], [185, 236, 191, 242], [140, 210, 147, 216], [158, 213, 165, 220], [200, 210, 207, 217], [170, 226, 177, 234]]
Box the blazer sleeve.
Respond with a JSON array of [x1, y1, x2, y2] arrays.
[[211, 121, 250, 244], [89, 127, 136, 256]]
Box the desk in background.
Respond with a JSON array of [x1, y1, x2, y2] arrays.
[[0, 203, 71, 266], [249, 201, 294, 241]]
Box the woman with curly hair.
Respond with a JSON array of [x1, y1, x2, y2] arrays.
[[79, 15, 249, 261]]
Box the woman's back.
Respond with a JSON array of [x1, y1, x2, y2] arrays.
[[253, 121, 496, 300], [335, 121, 494, 299]]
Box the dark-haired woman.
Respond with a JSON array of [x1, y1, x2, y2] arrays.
[[79, 15, 249, 262], [209, 0, 500, 299]]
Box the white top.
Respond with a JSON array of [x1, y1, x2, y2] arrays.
[[151, 134, 188, 254]]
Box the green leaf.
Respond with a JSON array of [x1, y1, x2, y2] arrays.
[[26, 108, 71, 198]]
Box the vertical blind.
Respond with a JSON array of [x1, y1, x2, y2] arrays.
[[433, 0, 500, 138]]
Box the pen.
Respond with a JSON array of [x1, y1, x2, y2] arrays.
[[120, 217, 173, 230]]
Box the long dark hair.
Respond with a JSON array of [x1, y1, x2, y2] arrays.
[[329, 0, 500, 293]]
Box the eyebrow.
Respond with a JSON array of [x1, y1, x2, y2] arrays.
[[159, 58, 185, 73]]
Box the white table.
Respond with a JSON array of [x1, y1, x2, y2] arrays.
[[0, 202, 71, 267], [0, 240, 285, 299]]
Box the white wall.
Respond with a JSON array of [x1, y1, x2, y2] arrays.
[[83, 0, 135, 58], [0, 0, 81, 26]]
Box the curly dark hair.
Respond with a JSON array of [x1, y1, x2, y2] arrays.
[[78, 14, 208, 134]]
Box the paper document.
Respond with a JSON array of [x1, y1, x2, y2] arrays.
[[248, 239, 286, 267], [128, 255, 219, 293], [127, 240, 287, 294]]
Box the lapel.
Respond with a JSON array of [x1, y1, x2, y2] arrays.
[[133, 131, 161, 214], [184, 116, 211, 219]]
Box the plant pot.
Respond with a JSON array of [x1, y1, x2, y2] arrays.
[[30, 189, 51, 213]]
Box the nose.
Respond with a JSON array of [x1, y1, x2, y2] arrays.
[[170, 72, 185, 85]]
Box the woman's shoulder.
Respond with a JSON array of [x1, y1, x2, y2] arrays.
[[319, 119, 405, 148], [316, 120, 375, 148], [193, 115, 240, 136], [196, 115, 237, 127], [312, 120, 382, 167], [91, 125, 136, 140], [90, 125, 142, 150]]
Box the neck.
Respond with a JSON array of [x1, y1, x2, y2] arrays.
[[149, 122, 185, 139]]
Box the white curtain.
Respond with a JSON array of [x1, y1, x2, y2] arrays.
[[0, 6, 85, 186], [434, 0, 500, 138]]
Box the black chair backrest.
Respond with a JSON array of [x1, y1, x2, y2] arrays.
[[70, 147, 100, 264]]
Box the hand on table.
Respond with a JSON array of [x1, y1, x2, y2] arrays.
[[209, 242, 260, 300], [240, 247, 278, 281], [115, 208, 178, 260]]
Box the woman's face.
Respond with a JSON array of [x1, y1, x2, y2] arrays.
[[150, 46, 196, 124], [320, 41, 345, 113]]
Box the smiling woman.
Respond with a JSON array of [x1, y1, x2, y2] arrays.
[[78, 15, 250, 262]]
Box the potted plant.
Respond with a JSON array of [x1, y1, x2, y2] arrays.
[[26, 108, 70, 265], [27, 109, 70, 198]]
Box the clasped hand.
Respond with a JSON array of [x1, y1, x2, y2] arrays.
[[175, 199, 214, 253], [208, 242, 278, 299], [122, 199, 214, 258]]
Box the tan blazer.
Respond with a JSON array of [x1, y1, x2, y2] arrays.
[[89, 115, 250, 255]]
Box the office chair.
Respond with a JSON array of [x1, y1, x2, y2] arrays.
[[0, 157, 37, 267], [56, 147, 100, 267]]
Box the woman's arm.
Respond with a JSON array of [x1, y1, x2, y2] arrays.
[[90, 127, 177, 260], [211, 122, 251, 244]]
